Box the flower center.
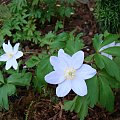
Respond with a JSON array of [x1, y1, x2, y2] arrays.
[[7, 52, 13, 59], [64, 67, 76, 80]]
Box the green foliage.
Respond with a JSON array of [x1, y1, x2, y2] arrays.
[[64, 96, 89, 120], [55, 21, 64, 32], [25, 56, 40, 68], [0, 0, 75, 44], [0, 4, 11, 23], [94, 0, 120, 33], [0, 84, 16, 110], [0, 70, 32, 110], [65, 32, 84, 55], [36, 56, 53, 88], [98, 73, 114, 112], [7, 72, 32, 86]]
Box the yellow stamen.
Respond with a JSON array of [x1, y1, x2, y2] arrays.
[[6, 52, 13, 59], [64, 67, 76, 80]]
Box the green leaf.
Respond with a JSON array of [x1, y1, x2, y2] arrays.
[[101, 46, 120, 57], [36, 57, 52, 86], [0, 84, 16, 110], [92, 34, 102, 51], [98, 75, 114, 112], [78, 98, 88, 120], [51, 41, 65, 49], [65, 7, 73, 17], [7, 72, 32, 86], [55, 21, 63, 32], [64, 96, 77, 112], [87, 76, 99, 107], [101, 55, 120, 81], [0, 71, 4, 84], [100, 71, 120, 89], [64, 96, 89, 120], [100, 34, 119, 48], [94, 54, 105, 69], [2, 28, 12, 36], [65, 34, 84, 55], [25, 56, 40, 68], [85, 54, 94, 63]]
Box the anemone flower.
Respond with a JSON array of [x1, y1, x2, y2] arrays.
[[45, 49, 96, 97], [0, 41, 23, 70]]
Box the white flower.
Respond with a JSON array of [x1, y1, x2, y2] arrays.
[[99, 42, 120, 59], [0, 41, 23, 70], [45, 49, 96, 97]]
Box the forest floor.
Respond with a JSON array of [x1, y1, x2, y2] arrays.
[[0, 0, 120, 120]]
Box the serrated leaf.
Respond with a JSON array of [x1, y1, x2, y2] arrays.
[[7, 72, 32, 86], [78, 98, 88, 120], [0, 84, 16, 110], [25, 56, 40, 68], [87, 76, 99, 107], [101, 55, 120, 81], [64, 96, 77, 112], [94, 54, 105, 69], [51, 41, 65, 49], [100, 71, 120, 89], [65, 35, 84, 55], [98, 75, 114, 112], [64, 96, 89, 120], [101, 46, 120, 57]]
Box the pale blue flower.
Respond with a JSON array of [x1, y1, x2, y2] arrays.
[[0, 41, 23, 70], [45, 49, 96, 97]]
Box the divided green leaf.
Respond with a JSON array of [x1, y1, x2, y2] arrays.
[[0, 84, 16, 110], [98, 75, 114, 112], [25, 56, 40, 68], [7, 72, 32, 86]]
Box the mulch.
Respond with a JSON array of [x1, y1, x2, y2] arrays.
[[0, 1, 120, 120]]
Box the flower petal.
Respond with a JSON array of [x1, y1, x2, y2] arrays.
[[3, 41, 13, 53], [58, 49, 71, 68], [5, 59, 13, 70], [101, 52, 113, 60], [115, 43, 120, 46], [56, 80, 71, 97], [14, 51, 23, 59], [72, 51, 84, 69], [0, 54, 9, 61], [45, 71, 65, 84], [50, 56, 58, 67], [72, 78, 87, 96], [12, 59, 18, 70], [50, 56, 65, 73], [77, 64, 96, 80], [13, 43, 20, 54], [58, 49, 71, 59]]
